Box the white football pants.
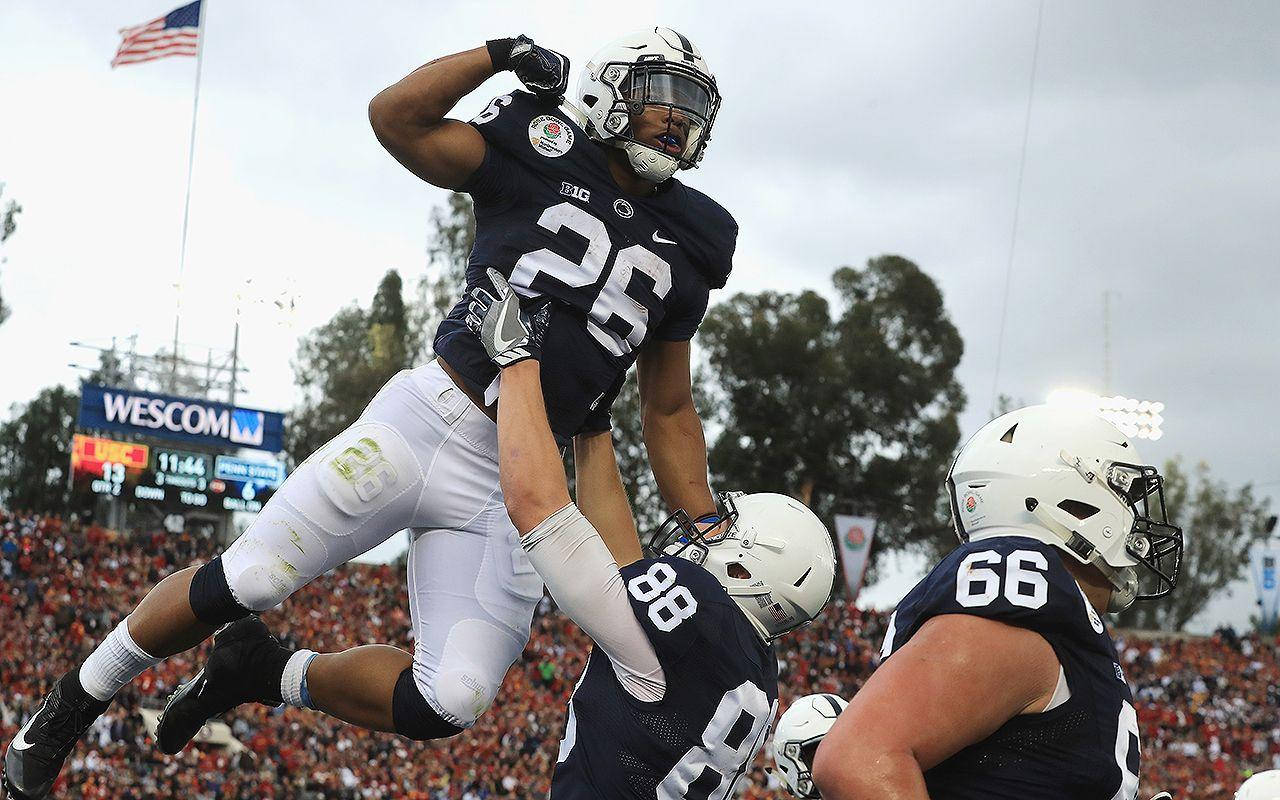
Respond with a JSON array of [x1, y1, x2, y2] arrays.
[[219, 359, 543, 728]]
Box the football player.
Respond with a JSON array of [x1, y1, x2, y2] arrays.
[[771, 693, 849, 798], [4, 28, 736, 800], [811, 405, 1183, 800], [467, 271, 838, 798]]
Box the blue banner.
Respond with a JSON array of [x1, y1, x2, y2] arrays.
[[78, 384, 285, 453]]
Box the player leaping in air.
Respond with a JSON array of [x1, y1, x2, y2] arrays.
[[811, 405, 1183, 800], [466, 270, 838, 799], [5, 28, 737, 799]]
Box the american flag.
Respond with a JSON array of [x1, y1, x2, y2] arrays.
[[111, 1, 202, 68]]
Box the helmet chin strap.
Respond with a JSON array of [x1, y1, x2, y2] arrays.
[[1027, 500, 1137, 612], [1092, 562, 1138, 613]]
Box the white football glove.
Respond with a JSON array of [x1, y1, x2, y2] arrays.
[[465, 268, 551, 368]]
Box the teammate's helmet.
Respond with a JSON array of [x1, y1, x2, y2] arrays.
[[772, 693, 848, 798], [1237, 770, 1280, 800], [575, 27, 721, 182], [646, 492, 836, 640], [948, 404, 1182, 612]]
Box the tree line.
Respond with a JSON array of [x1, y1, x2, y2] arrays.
[[0, 192, 1272, 631]]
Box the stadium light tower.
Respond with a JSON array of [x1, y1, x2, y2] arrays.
[[1046, 389, 1165, 440]]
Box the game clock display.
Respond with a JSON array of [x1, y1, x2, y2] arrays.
[[70, 434, 284, 513], [139, 446, 213, 508], [72, 435, 214, 510]]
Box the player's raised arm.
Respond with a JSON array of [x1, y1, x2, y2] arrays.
[[466, 270, 666, 700], [573, 430, 642, 567], [637, 339, 718, 521], [368, 36, 568, 189]]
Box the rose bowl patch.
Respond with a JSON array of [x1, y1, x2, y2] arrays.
[[528, 115, 574, 157]]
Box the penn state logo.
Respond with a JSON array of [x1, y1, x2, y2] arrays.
[[528, 115, 573, 157], [613, 198, 634, 218]]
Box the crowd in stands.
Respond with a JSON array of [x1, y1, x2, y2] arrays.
[[1, 509, 1276, 799]]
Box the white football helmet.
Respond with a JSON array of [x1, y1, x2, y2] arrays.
[[1238, 771, 1280, 800], [772, 693, 848, 798], [575, 27, 721, 182], [646, 492, 836, 640], [948, 405, 1182, 612]]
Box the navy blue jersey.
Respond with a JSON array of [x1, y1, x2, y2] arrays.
[[881, 537, 1140, 800], [433, 91, 737, 445], [552, 557, 778, 800]]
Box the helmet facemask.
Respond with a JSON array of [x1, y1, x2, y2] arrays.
[[644, 492, 740, 565], [591, 58, 720, 180], [779, 739, 822, 799], [1105, 460, 1182, 602]]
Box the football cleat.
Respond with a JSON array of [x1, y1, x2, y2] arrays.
[[155, 616, 291, 755], [3, 670, 111, 800]]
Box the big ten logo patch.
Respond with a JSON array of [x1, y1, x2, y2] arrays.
[[560, 182, 590, 203]]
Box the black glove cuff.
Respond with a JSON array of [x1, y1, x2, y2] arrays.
[[486, 38, 515, 72]]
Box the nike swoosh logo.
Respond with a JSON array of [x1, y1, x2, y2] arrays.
[[492, 297, 523, 352], [11, 709, 41, 751], [652, 231, 678, 245]]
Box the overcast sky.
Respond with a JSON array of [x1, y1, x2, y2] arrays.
[[2, 1, 1277, 629]]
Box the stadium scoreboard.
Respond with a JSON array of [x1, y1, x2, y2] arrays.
[[71, 434, 285, 513], [71, 385, 288, 523]]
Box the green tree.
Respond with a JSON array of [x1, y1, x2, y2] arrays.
[[699, 255, 966, 558], [1117, 457, 1273, 631], [411, 193, 475, 359], [0, 182, 22, 327], [593, 374, 669, 536], [286, 270, 413, 462], [369, 269, 409, 374], [0, 386, 78, 511]]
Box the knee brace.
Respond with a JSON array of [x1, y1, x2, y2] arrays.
[[391, 667, 465, 742], [188, 557, 253, 626]]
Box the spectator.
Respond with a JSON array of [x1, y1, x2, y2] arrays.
[[0, 508, 1270, 799]]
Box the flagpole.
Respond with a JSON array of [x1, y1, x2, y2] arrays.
[[170, 0, 207, 392]]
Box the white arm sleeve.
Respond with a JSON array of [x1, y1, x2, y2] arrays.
[[521, 503, 666, 702]]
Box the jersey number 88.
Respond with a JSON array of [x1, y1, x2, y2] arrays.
[[627, 562, 698, 632]]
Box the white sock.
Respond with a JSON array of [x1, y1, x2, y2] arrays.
[[280, 649, 318, 708], [79, 616, 163, 702]]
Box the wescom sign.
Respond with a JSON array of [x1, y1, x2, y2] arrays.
[[77, 384, 285, 453]]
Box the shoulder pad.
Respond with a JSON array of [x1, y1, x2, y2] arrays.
[[884, 537, 1106, 659], [469, 90, 581, 162], [669, 184, 737, 289]]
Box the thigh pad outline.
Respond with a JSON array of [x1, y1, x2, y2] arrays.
[[314, 421, 423, 530], [415, 617, 521, 728]]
